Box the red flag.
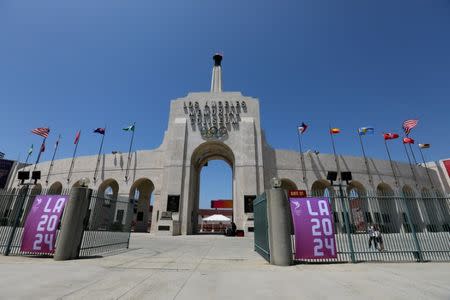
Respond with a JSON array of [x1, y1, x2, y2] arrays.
[[384, 133, 399, 140], [74, 131, 81, 144], [40, 141, 46, 153], [403, 137, 415, 144]]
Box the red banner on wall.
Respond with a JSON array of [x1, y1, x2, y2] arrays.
[[211, 200, 233, 209], [443, 160, 450, 178]]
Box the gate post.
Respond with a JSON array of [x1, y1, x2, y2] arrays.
[[267, 178, 292, 266], [54, 186, 91, 261]]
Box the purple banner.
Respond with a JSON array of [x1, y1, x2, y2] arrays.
[[21, 195, 68, 254], [289, 197, 337, 259]]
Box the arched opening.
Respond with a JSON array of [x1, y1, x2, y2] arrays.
[[88, 179, 120, 231], [376, 183, 400, 233], [198, 160, 233, 234], [98, 179, 119, 200], [311, 180, 331, 197], [402, 185, 423, 232], [21, 184, 42, 225], [421, 187, 440, 232], [347, 181, 368, 232], [129, 178, 154, 232], [189, 141, 235, 235], [71, 179, 83, 189], [48, 181, 63, 195], [347, 181, 367, 196], [280, 179, 297, 193]]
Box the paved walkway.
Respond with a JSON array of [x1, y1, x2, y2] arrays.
[[0, 233, 449, 299]]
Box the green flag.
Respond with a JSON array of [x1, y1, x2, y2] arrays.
[[123, 124, 135, 132], [28, 144, 33, 155]]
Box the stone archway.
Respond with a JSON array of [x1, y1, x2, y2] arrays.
[[48, 181, 63, 195], [376, 183, 400, 233], [402, 185, 423, 231], [347, 180, 368, 232], [421, 187, 441, 231], [311, 179, 331, 197], [188, 141, 235, 235], [88, 179, 120, 230], [129, 178, 155, 232]]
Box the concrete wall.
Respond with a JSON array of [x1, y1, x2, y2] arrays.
[[6, 92, 446, 235]]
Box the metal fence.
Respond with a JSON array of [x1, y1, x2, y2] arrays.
[[293, 189, 450, 263], [0, 187, 133, 257], [78, 190, 133, 257], [254, 193, 270, 262]]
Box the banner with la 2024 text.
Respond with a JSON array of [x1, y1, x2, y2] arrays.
[[21, 195, 68, 254], [289, 197, 337, 259]]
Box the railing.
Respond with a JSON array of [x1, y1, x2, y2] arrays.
[[0, 188, 133, 257], [254, 193, 270, 262], [78, 190, 133, 257], [293, 190, 450, 263]]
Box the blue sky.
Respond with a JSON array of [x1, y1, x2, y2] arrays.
[[1, 1, 449, 207]]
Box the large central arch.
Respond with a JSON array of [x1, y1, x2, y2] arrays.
[[188, 141, 235, 234]]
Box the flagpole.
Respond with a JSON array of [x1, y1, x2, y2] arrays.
[[45, 134, 61, 185], [125, 122, 136, 182], [402, 139, 419, 188], [24, 145, 32, 172], [296, 127, 308, 193], [329, 127, 341, 183], [67, 131, 80, 185], [383, 138, 399, 188], [408, 143, 418, 165], [418, 146, 434, 190], [93, 127, 106, 183], [358, 131, 374, 189], [33, 137, 46, 171]]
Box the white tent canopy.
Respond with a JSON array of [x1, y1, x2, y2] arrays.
[[202, 214, 231, 222]]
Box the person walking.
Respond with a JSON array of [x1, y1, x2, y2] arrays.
[[374, 225, 384, 251], [368, 224, 377, 250]]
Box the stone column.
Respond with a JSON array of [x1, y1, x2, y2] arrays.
[[267, 185, 293, 266], [54, 187, 91, 261]]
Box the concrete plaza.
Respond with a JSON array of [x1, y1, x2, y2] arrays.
[[0, 233, 449, 300]]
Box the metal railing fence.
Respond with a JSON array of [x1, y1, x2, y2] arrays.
[[293, 189, 450, 263], [78, 190, 133, 257], [254, 193, 270, 262], [0, 187, 133, 257]]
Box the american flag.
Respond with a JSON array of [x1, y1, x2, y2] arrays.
[[298, 122, 308, 134], [31, 127, 50, 138], [402, 119, 418, 135]]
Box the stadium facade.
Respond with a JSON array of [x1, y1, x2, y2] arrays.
[[4, 54, 450, 235]]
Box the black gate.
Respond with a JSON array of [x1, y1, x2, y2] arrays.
[[254, 192, 270, 262]]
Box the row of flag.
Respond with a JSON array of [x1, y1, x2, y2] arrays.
[[27, 123, 137, 183], [296, 118, 435, 189], [27, 124, 136, 155], [297, 119, 430, 149]]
